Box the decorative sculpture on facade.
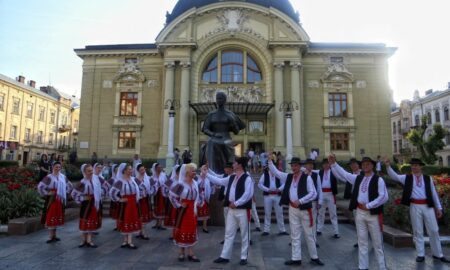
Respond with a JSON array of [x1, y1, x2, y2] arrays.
[[200, 85, 265, 103]]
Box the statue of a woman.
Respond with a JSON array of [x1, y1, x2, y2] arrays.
[[201, 92, 246, 174]]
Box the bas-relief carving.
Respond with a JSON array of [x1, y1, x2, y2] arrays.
[[321, 63, 354, 83], [113, 60, 146, 83], [308, 80, 320, 89], [329, 118, 350, 127], [200, 85, 265, 103], [356, 80, 367, 89], [103, 80, 113, 89], [147, 80, 159, 88]]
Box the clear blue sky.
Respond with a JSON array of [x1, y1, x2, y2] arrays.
[[1, 0, 449, 103]]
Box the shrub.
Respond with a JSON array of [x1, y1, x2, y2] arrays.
[[0, 161, 19, 168], [63, 164, 83, 182], [0, 167, 43, 224]]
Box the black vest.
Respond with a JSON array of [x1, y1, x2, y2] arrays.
[[344, 171, 364, 199], [319, 169, 338, 195], [223, 173, 252, 209], [262, 171, 281, 196], [401, 175, 434, 207], [349, 174, 383, 215], [279, 173, 312, 210], [310, 172, 319, 201]]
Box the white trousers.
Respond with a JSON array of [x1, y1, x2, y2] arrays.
[[289, 206, 318, 261], [251, 201, 261, 228], [312, 201, 318, 242], [410, 204, 443, 257], [223, 207, 229, 223], [221, 208, 251, 260], [355, 209, 387, 270], [263, 195, 286, 233], [317, 192, 339, 234]]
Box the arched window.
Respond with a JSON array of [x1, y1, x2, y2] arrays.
[[435, 109, 440, 123], [202, 49, 262, 84], [444, 107, 449, 121]]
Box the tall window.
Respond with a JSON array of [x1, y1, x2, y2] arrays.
[[392, 122, 396, 134], [427, 112, 432, 124], [399, 139, 403, 150], [10, 125, 17, 139], [26, 102, 33, 118], [415, 115, 420, 126], [435, 109, 440, 123], [120, 92, 138, 116], [39, 106, 45, 121], [12, 98, 20, 114], [49, 133, 54, 145], [118, 131, 136, 149], [330, 133, 349, 150], [37, 131, 43, 144], [50, 110, 56, 124], [61, 113, 68, 125], [25, 128, 31, 142], [202, 50, 262, 84], [445, 107, 449, 121], [328, 93, 347, 117], [0, 94, 4, 111], [397, 120, 401, 134], [393, 141, 398, 153]]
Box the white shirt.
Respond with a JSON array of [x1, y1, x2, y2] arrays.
[[314, 169, 331, 189], [309, 151, 318, 160], [331, 163, 388, 209], [376, 161, 382, 172], [206, 172, 254, 207], [258, 172, 285, 192], [387, 166, 442, 210], [268, 161, 317, 205]]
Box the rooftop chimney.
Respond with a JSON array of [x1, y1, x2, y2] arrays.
[[28, 80, 36, 88], [16, 75, 25, 83]]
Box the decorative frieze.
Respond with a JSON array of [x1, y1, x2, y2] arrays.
[[103, 80, 113, 89], [199, 85, 265, 103], [356, 80, 367, 89], [308, 80, 320, 89]]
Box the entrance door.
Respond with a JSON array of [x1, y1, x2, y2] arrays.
[[248, 142, 264, 154], [23, 151, 29, 165]]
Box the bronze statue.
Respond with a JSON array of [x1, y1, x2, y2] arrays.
[[201, 92, 246, 174]]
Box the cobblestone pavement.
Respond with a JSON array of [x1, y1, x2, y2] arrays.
[[0, 217, 449, 270]]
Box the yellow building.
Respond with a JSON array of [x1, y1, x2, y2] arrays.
[[0, 74, 79, 165], [75, 0, 395, 164]]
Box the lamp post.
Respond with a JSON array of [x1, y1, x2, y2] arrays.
[[165, 99, 180, 172], [279, 101, 299, 163]]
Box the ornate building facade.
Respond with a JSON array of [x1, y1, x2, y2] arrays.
[[75, 0, 395, 163]]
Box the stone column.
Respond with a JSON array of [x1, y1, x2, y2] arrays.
[[166, 109, 175, 171], [290, 62, 302, 150], [179, 62, 191, 148], [439, 104, 445, 125], [160, 62, 175, 156], [274, 62, 285, 149], [285, 111, 293, 161]]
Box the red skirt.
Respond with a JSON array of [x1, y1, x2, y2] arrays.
[[79, 196, 101, 232], [117, 195, 142, 234], [173, 199, 198, 247], [164, 203, 178, 228], [109, 201, 119, 220], [197, 202, 210, 221], [41, 190, 65, 228], [139, 196, 153, 224], [153, 188, 166, 219]]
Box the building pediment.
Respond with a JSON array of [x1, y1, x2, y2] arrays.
[[320, 63, 354, 83]]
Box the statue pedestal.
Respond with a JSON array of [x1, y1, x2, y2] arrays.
[[208, 190, 225, 226]]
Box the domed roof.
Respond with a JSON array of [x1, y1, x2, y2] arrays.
[[166, 0, 299, 25]]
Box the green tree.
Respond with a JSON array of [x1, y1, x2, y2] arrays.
[[406, 115, 447, 164]]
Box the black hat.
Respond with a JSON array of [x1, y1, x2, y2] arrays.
[[348, 158, 361, 166], [410, 158, 425, 166], [289, 157, 302, 165], [304, 158, 315, 165], [361, 157, 376, 166], [224, 162, 233, 168], [321, 158, 329, 164], [235, 157, 248, 170]]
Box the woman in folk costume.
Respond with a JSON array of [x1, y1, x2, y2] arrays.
[[169, 163, 202, 262], [93, 163, 109, 228], [151, 163, 168, 230], [37, 161, 73, 243], [109, 163, 142, 249], [108, 164, 120, 228], [134, 163, 157, 240], [71, 164, 102, 248], [165, 164, 181, 228], [196, 167, 212, 233]]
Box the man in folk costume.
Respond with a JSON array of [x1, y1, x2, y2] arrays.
[[196, 166, 212, 233], [71, 164, 102, 247], [37, 161, 73, 243], [204, 157, 254, 266], [169, 164, 202, 262], [385, 158, 450, 263], [151, 163, 168, 230], [314, 158, 340, 238], [135, 163, 157, 240], [329, 155, 388, 270], [257, 167, 288, 236], [166, 165, 181, 232], [303, 158, 323, 246], [268, 157, 324, 266], [109, 163, 142, 249]]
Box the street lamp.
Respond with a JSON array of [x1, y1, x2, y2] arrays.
[[279, 101, 299, 162], [165, 99, 180, 171]]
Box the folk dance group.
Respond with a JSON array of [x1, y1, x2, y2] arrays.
[[37, 154, 450, 269]]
